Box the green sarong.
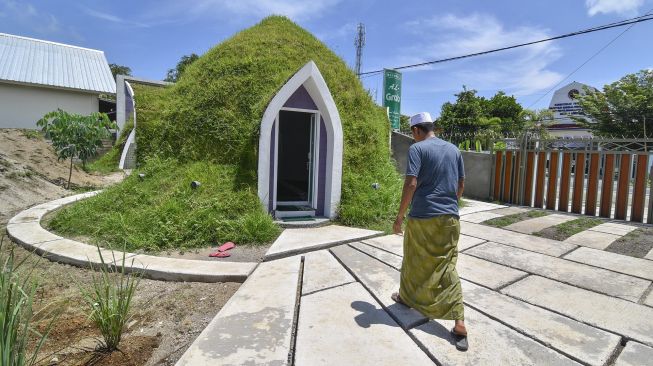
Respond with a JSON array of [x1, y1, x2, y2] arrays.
[[399, 215, 464, 320]]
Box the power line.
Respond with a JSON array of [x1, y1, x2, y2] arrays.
[[526, 8, 653, 108], [359, 14, 653, 76]]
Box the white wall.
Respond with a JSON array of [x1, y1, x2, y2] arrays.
[[0, 82, 98, 129]]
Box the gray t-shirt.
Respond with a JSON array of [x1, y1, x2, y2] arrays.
[[406, 137, 465, 218]]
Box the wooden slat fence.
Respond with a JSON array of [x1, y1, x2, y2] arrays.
[[491, 137, 653, 223]]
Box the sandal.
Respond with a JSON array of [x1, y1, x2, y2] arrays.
[[451, 328, 468, 351], [217, 242, 235, 252], [209, 250, 231, 258], [391, 292, 407, 306]]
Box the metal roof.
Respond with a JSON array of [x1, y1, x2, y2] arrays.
[[0, 33, 116, 94]]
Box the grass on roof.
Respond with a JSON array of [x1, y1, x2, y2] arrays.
[[49, 16, 404, 250]]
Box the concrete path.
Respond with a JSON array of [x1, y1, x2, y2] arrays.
[[505, 213, 576, 234], [178, 222, 653, 364]]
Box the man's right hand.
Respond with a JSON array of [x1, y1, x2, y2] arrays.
[[393, 216, 404, 235]]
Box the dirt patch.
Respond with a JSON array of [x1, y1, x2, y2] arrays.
[[0, 128, 124, 224], [484, 210, 549, 228], [605, 226, 653, 258], [534, 217, 605, 241]]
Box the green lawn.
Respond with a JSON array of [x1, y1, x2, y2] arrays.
[[484, 210, 549, 228]]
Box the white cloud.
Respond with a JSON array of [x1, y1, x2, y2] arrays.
[[585, 0, 645, 16], [0, 1, 62, 34], [154, 0, 342, 22], [82, 7, 153, 28], [395, 13, 564, 97]]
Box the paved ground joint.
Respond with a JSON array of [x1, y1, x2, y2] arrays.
[[288, 256, 305, 366]]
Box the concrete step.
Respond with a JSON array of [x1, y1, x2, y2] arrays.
[[466, 242, 650, 302], [350, 242, 403, 269], [296, 283, 434, 366], [460, 211, 503, 223], [175, 256, 301, 365], [461, 221, 576, 256], [590, 222, 637, 236], [264, 225, 382, 260], [502, 276, 653, 347]]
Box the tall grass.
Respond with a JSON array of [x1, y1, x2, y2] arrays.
[[0, 237, 56, 366], [78, 246, 141, 351]]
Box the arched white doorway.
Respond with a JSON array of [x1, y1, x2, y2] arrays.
[[257, 61, 343, 219]]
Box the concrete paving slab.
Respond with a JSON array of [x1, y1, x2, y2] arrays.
[[502, 276, 653, 347], [458, 254, 527, 290], [361, 234, 403, 255], [564, 247, 653, 280], [615, 342, 653, 366], [296, 283, 434, 366], [331, 245, 427, 329], [119, 254, 256, 283], [176, 256, 300, 366], [461, 221, 576, 257], [353, 241, 523, 290], [350, 242, 403, 269], [645, 247, 653, 261], [590, 222, 638, 236], [487, 207, 531, 216], [467, 242, 650, 302], [459, 199, 506, 216], [265, 225, 382, 260], [462, 280, 620, 365], [301, 250, 354, 295], [411, 307, 581, 366], [645, 290, 653, 307], [505, 213, 576, 234], [563, 230, 622, 250], [460, 211, 503, 223], [458, 234, 488, 251], [6, 222, 62, 246], [361, 233, 485, 255]]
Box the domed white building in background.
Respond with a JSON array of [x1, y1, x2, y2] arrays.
[[546, 81, 598, 138]]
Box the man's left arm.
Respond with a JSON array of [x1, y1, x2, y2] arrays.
[[457, 152, 465, 200], [394, 175, 417, 234]]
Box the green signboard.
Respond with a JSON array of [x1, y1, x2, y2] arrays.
[[383, 69, 402, 130]]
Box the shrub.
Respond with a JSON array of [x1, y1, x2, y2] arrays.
[[0, 237, 57, 366], [78, 246, 141, 351]]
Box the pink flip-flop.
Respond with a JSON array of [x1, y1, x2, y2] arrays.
[[217, 242, 235, 252], [209, 250, 231, 258]]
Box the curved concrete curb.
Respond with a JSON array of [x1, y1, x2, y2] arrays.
[[6, 192, 257, 283]]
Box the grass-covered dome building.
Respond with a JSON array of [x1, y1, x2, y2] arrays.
[[52, 16, 401, 250]]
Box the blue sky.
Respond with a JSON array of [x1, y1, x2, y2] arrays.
[[1, 0, 651, 117]]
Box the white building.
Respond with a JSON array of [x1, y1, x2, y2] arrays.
[[0, 33, 116, 129], [547, 81, 597, 138]]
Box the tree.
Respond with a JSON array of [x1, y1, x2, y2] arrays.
[[438, 86, 485, 135], [37, 110, 116, 189], [484, 91, 524, 134], [519, 109, 553, 138], [108, 63, 132, 80], [164, 53, 199, 82], [575, 69, 653, 137]]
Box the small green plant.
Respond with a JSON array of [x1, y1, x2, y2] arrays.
[[0, 236, 57, 366], [37, 109, 116, 189], [78, 246, 142, 351]]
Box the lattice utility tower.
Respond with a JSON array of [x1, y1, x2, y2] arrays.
[[354, 23, 365, 78]]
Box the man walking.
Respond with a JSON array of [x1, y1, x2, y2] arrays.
[[392, 112, 468, 351]]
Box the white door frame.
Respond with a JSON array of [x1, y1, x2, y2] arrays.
[[273, 108, 320, 210], [257, 61, 343, 219]]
